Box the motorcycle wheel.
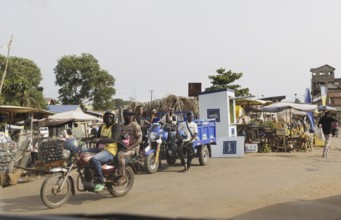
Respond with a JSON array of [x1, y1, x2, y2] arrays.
[[108, 166, 134, 197], [40, 173, 72, 209], [199, 145, 209, 166], [144, 152, 158, 174]]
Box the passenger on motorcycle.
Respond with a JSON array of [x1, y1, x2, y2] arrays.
[[134, 105, 150, 153], [117, 109, 142, 181], [81, 110, 123, 192], [160, 106, 178, 157], [177, 111, 198, 173]]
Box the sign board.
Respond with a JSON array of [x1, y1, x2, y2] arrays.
[[188, 83, 202, 97], [245, 143, 258, 153]]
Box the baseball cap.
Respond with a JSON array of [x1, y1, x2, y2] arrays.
[[187, 111, 194, 116], [123, 109, 135, 116]]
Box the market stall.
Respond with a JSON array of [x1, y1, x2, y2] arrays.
[[261, 102, 317, 152], [0, 105, 53, 187]]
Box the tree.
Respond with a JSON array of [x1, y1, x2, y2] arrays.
[[54, 53, 116, 110], [113, 98, 132, 109], [0, 55, 46, 108], [205, 68, 251, 97], [92, 70, 116, 110]]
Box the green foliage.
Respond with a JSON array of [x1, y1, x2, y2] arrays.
[[114, 98, 125, 108], [54, 53, 116, 111], [0, 55, 47, 109], [205, 68, 251, 97], [92, 70, 116, 110]]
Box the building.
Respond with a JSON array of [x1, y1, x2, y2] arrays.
[[311, 64, 341, 119]]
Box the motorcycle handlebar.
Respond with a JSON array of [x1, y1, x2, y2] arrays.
[[80, 137, 128, 149]]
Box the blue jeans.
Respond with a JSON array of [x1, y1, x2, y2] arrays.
[[81, 148, 114, 183]]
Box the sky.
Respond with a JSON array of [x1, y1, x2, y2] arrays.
[[1, 0, 341, 103]]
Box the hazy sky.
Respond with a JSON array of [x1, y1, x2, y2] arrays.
[[1, 0, 341, 103]]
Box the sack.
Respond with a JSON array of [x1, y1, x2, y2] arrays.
[[315, 126, 325, 141]]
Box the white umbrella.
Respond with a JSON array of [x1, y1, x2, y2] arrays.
[[262, 102, 317, 113], [39, 111, 101, 126], [262, 102, 317, 128]]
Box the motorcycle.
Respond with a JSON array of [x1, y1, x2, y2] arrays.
[[40, 137, 136, 209], [144, 123, 185, 174]]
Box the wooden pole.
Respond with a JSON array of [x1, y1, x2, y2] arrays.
[[0, 35, 13, 95]]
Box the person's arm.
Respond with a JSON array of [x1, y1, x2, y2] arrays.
[[128, 135, 142, 150], [160, 115, 166, 125], [144, 118, 151, 126], [171, 115, 178, 125], [99, 124, 122, 144]]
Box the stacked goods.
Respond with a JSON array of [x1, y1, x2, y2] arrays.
[[38, 139, 64, 165], [0, 141, 18, 174]]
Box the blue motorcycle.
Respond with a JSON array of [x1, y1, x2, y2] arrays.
[[144, 123, 178, 174]]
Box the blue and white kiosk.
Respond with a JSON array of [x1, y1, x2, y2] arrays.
[[198, 88, 245, 157]]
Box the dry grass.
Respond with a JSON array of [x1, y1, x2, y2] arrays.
[[128, 94, 199, 115]]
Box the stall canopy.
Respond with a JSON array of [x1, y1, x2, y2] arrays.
[[234, 97, 272, 106], [0, 105, 54, 124], [262, 102, 317, 113], [38, 111, 100, 126], [0, 105, 53, 114]]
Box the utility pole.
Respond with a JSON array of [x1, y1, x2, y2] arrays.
[[0, 35, 13, 95], [150, 90, 154, 101]]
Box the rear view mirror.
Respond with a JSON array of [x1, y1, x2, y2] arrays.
[[90, 128, 97, 137]]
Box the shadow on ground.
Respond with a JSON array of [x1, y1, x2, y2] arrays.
[[229, 194, 341, 220]]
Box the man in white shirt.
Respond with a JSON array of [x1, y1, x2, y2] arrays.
[[160, 106, 178, 157], [177, 111, 198, 173], [160, 106, 178, 126]]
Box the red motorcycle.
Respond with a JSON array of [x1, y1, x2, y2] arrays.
[[40, 138, 135, 209]]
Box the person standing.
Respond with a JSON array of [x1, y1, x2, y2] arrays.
[[177, 111, 198, 172], [318, 111, 339, 157]]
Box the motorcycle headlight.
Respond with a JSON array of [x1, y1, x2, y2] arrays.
[[149, 132, 159, 140]]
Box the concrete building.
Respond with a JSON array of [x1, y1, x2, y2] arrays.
[[311, 64, 341, 120]]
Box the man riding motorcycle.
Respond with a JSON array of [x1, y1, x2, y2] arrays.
[[160, 106, 178, 157], [81, 110, 124, 192]]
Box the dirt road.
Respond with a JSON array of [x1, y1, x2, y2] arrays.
[[1, 137, 341, 220]]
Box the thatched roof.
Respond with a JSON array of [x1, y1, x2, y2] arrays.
[[128, 94, 199, 115]]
